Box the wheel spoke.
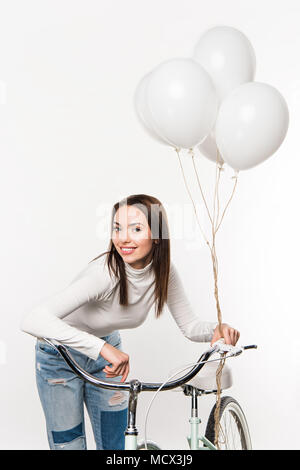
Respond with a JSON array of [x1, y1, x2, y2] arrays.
[[229, 412, 236, 449], [208, 399, 250, 450]]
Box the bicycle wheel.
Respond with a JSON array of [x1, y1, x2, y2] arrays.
[[205, 396, 252, 450], [137, 440, 161, 450]]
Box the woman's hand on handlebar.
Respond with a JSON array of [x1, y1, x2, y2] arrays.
[[211, 323, 240, 346], [100, 343, 130, 383]]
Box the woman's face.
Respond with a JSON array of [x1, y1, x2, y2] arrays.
[[112, 205, 155, 269]]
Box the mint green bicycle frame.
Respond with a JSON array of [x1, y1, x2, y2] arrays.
[[125, 379, 217, 450], [124, 384, 217, 450]]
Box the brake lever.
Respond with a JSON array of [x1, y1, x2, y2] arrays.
[[206, 339, 257, 358]]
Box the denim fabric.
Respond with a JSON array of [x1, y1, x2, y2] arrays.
[[35, 330, 129, 450]]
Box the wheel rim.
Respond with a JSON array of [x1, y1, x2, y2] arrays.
[[137, 440, 161, 450], [217, 402, 252, 450]]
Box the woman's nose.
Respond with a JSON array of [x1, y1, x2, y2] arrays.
[[119, 229, 131, 242]]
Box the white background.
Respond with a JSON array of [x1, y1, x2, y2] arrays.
[[1, 0, 299, 450]]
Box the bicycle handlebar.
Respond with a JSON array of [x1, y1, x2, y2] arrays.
[[42, 338, 257, 393]]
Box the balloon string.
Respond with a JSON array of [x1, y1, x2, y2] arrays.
[[215, 168, 239, 234], [212, 150, 221, 230], [210, 150, 238, 448], [215, 157, 222, 231], [211, 148, 225, 448], [175, 145, 239, 448], [175, 147, 211, 248], [190, 151, 213, 226]]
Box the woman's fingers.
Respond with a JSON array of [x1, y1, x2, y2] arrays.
[[114, 362, 127, 379], [233, 330, 238, 345], [104, 365, 122, 376], [211, 324, 240, 347], [210, 329, 220, 346], [120, 363, 129, 382], [229, 328, 240, 345], [222, 325, 240, 346], [223, 327, 231, 345], [104, 361, 129, 380]]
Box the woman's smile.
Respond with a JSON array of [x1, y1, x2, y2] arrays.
[[120, 247, 137, 255]]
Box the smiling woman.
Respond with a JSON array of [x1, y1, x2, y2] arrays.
[[102, 194, 169, 315], [20, 193, 239, 450], [112, 203, 157, 270]]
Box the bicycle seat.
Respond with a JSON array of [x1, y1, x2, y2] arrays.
[[171, 359, 233, 392], [187, 359, 233, 391]]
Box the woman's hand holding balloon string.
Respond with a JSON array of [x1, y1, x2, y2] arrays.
[[211, 322, 240, 346]]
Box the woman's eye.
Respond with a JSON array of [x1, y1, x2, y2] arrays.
[[113, 227, 141, 232]]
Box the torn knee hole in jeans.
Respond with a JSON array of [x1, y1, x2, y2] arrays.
[[108, 391, 127, 406], [47, 378, 67, 385]]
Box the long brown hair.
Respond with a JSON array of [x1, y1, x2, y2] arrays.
[[90, 194, 171, 318]]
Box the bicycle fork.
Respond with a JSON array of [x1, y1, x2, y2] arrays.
[[186, 388, 217, 450]]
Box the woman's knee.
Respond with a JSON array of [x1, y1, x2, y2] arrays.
[[48, 422, 87, 450]]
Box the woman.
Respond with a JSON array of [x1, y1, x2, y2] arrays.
[[21, 194, 240, 450]]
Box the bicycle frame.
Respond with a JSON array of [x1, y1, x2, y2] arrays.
[[44, 338, 256, 451], [123, 381, 218, 450], [184, 386, 218, 450]]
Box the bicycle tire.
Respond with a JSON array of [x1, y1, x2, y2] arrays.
[[137, 440, 161, 450], [205, 396, 252, 450]]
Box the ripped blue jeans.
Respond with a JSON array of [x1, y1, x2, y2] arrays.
[[35, 330, 129, 450]]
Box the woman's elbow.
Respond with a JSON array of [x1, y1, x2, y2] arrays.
[[20, 311, 39, 336]]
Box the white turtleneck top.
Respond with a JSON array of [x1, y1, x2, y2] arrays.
[[20, 255, 218, 360]]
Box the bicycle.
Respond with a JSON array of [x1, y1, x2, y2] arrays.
[[42, 337, 257, 450]]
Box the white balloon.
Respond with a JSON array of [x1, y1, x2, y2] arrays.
[[215, 82, 289, 171], [194, 25, 256, 101], [146, 58, 218, 149], [134, 73, 170, 145], [197, 130, 224, 164]]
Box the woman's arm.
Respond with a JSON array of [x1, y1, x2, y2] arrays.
[[166, 262, 218, 342], [166, 263, 240, 345], [20, 263, 114, 360]]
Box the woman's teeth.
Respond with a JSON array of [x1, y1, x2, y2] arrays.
[[121, 247, 136, 254]]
